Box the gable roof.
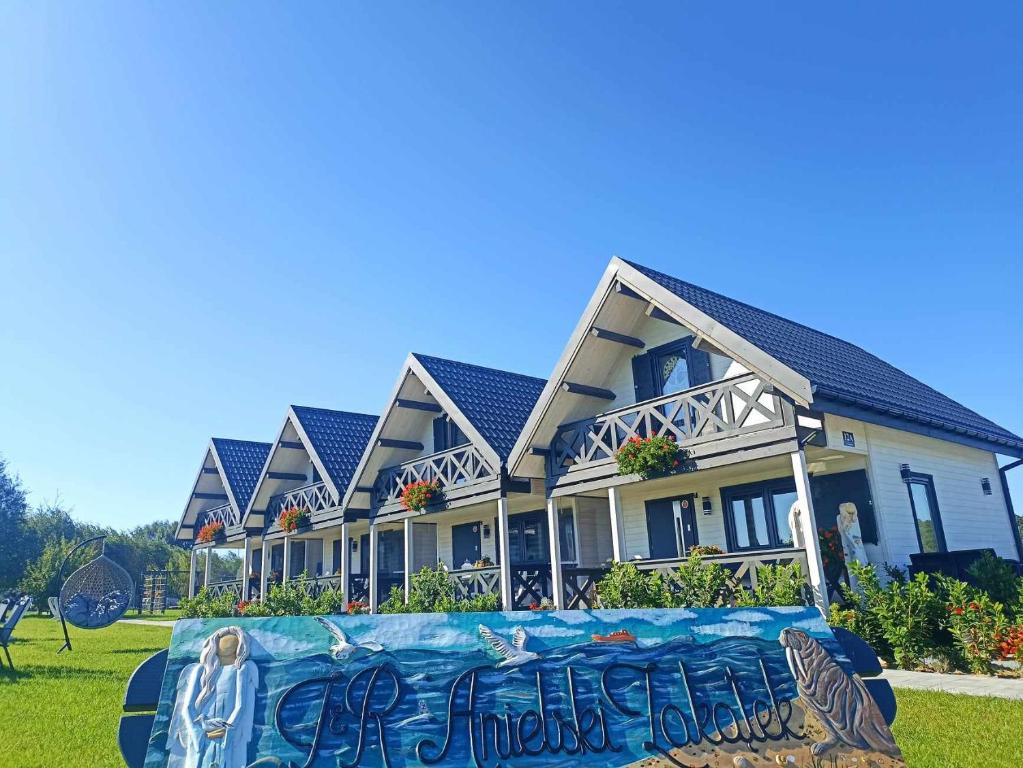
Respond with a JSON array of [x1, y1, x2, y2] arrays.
[[626, 259, 1023, 453], [413, 353, 547, 461], [210, 438, 272, 515], [290, 406, 380, 496]]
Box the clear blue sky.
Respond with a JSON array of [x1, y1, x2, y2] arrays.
[[1, 4, 1021, 528]]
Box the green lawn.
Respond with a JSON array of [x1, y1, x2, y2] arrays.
[[125, 607, 183, 622], [1, 616, 1021, 767]]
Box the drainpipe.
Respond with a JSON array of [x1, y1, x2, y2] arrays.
[[999, 458, 1023, 562]]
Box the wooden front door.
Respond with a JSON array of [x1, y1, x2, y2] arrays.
[[452, 522, 482, 568]]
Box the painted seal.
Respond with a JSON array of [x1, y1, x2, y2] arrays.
[[779, 628, 898, 757]]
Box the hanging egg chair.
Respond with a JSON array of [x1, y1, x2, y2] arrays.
[[56, 536, 135, 651]]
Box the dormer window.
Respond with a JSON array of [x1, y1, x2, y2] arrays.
[[433, 415, 468, 453]]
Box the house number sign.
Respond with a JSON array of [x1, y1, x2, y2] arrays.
[[145, 608, 904, 768]]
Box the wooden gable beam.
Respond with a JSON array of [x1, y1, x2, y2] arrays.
[[278, 440, 304, 450], [193, 492, 228, 500], [355, 485, 375, 494], [528, 447, 550, 457], [267, 472, 308, 481], [590, 326, 644, 348], [395, 398, 442, 413], [561, 382, 616, 401], [377, 438, 424, 450], [201, 467, 219, 475], [646, 304, 682, 326], [615, 282, 644, 301]]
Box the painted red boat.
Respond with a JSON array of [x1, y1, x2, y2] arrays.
[[591, 629, 636, 644]]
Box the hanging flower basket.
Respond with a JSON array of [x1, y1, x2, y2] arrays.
[[278, 507, 310, 533], [615, 435, 684, 479], [196, 521, 225, 544], [400, 479, 441, 512]]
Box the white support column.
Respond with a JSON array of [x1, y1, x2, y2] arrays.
[[259, 543, 269, 600], [241, 539, 252, 601], [282, 536, 292, 584], [404, 518, 414, 604], [322, 534, 334, 579], [188, 548, 197, 598], [791, 449, 830, 612], [608, 486, 626, 562], [546, 497, 564, 609], [203, 547, 212, 587], [369, 522, 380, 613], [496, 497, 513, 610], [339, 520, 350, 605]]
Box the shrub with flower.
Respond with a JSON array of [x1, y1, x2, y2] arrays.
[[818, 526, 846, 585], [615, 435, 684, 479], [278, 507, 309, 533], [938, 575, 1008, 674], [346, 600, 369, 615], [400, 479, 441, 512], [688, 544, 724, 556], [529, 598, 555, 611], [196, 520, 225, 543], [996, 625, 1023, 659]]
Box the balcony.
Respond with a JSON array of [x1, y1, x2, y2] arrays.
[[374, 443, 499, 512], [548, 372, 796, 491], [266, 481, 337, 529], [194, 502, 239, 535]]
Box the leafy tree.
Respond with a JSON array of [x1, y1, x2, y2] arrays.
[[0, 456, 30, 592], [19, 537, 92, 608]]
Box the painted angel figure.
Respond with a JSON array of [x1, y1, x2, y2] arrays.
[[837, 502, 868, 589], [168, 626, 258, 768]]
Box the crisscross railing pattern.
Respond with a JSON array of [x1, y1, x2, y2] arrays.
[[448, 567, 502, 602], [204, 579, 243, 600], [375, 443, 496, 506], [266, 481, 337, 529], [636, 548, 810, 594], [195, 502, 238, 532], [550, 373, 786, 475]]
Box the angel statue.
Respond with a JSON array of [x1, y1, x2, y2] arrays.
[[168, 625, 258, 768], [837, 502, 869, 589]]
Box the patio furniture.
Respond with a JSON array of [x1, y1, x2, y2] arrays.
[[56, 535, 135, 653], [909, 548, 998, 582], [47, 596, 62, 620], [0, 598, 10, 625], [0, 597, 33, 669]]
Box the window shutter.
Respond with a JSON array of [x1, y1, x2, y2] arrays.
[[631, 352, 656, 402], [432, 416, 447, 452], [687, 342, 712, 386]]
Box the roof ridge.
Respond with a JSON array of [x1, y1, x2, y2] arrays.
[[211, 437, 272, 448], [412, 352, 547, 385], [290, 404, 378, 420]]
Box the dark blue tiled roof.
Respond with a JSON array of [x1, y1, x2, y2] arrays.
[[291, 406, 379, 493], [210, 438, 272, 515], [414, 353, 547, 460], [627, 260, 1023, 451]]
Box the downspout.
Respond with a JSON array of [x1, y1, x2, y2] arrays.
[[999, 458, 1023, 562]]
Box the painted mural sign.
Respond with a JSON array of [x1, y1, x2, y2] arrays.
[[144, 608, 905, 768]]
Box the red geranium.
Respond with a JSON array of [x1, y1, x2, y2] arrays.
[[196, 520, 225, 543], [278, 507, 309, 532], [400, 480, 441, 512]]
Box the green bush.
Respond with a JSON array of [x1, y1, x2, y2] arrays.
[[936, 575, 1008, 674], [736, 562, 808, 607], [664, 553, 735, 607], [966, 552, 1020, 615], [180, 587, 238, 618], [834, 562, 943, 669], [380, 564, 501, 613], [594, 561, 672, 608]]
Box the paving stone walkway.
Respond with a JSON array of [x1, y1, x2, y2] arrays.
[[882, 669, 1023, 700]]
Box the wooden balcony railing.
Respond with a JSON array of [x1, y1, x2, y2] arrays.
[[204, 579, 243, 600], [635, 548, 810, 593], [561, 566, 608, 609], [195, 502, 238, 533], [449, 566, 502, 601], [375, 443, 497, 507], [349, 575, 369, 604], [266, 481, 337, 529], [549, 372, 791, 480]]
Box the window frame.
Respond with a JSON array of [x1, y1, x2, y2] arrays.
[[647, 338, 696, 397], [903, 471, 947, 554], [721, 477, 799, 552]]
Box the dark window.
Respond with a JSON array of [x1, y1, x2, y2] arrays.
[[377, 530, 405, 574], [433, 415, 468, 452], [559, 508, 577, 563], [503, 510, 576, 564], [722, 478, 798, 552], [904, 472, 946, 553], [332, 540, 342, 574], [632, 337, 713, 402], [289, 540, 306, 578]]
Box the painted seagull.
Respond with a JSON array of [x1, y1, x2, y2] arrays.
[[315, 616, 384, 661], [478, 624, 538, 667]]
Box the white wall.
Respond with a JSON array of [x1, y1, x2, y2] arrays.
[[862, 422, 1015, 566]]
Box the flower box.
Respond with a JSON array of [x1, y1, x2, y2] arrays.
[[615, 435, 684, 479], [400, 479, 441, 512], [278, 507, 310, 533], [196, 520, 225, 544]]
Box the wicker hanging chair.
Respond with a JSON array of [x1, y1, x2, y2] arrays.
[[58, 538, 135, 631]]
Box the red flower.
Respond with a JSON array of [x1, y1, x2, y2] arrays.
[[951, 606, 964, 616]]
